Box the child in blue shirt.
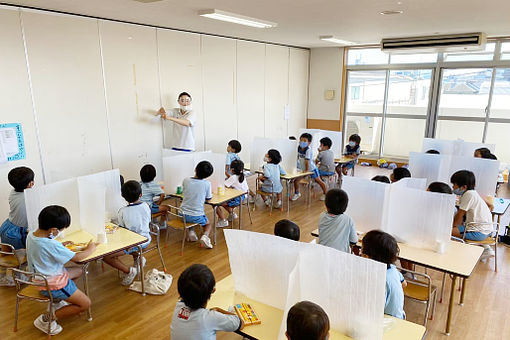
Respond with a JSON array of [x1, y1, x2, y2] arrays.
[[27, 205, 96, 335], [225, 140, 241, 178], [258, 149, 286, 208], [361, 230, 406, 319], [139, 164, 169, 217], [103, 180, 151, 286], [337, 134, 361, 176], [180, 161, 214, 249], [293, 133, 327, 201]]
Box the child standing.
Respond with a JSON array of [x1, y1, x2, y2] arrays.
[[225, 140, 241, 178], [27, 205, 95, 335], [180, 161, 214, 249], [103, 180, 151, 285], [361, 230, 406, 319], [139, 164, 169, 216], [171, 264, 242, 339], [286, 301, 330, 340], [318, 189, 358, 253], [316, 137, 336, 177], [274, 219, 300, 241], [216, 160, 249, 227], [258, 149, 286, 208], [337, 134, 361, 176], [293, 133, 327, 201]]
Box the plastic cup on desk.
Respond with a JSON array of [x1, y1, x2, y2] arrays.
[[217, 186, 225, 195], [176, 186, 183, 194], [435, 240, 446, 254], [97, 232, 108, 244]]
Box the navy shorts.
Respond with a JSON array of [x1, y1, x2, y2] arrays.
[[318, 170, 335, 176], [181, 214, 208, 226], [150, 203, 160, 214]]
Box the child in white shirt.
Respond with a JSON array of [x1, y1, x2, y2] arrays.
[[216, 160, 249, 227], [171, 264, 242, 340]]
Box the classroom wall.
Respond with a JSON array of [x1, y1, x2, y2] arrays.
[[307, 47, 344, 131], [0, 6, 310, 219]]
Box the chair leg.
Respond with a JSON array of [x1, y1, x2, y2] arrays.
[[430, 289, 437, 320], [494, 243, 498, 272], [246, 202, 253, 225], [13, 296, 19, 332], [156, 240, 167, 272], [181, 228, 186, 256], [269, 193, 273, 216], [423, 299, 430, 327]]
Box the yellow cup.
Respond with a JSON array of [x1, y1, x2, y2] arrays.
[[217, 186, 225, 195]]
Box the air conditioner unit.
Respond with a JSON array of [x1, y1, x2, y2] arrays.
[[381, 33, 486, 53]]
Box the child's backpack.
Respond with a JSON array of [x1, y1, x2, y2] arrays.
[[499, 225, 510, 247]]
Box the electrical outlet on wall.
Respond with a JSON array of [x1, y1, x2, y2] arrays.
[[324, 89, 335, 100]]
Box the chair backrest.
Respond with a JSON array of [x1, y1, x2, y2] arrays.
[[0, 242, 21, 268], [11, 268, 52, 299], [397, 267, 433, 299], [0, 243, 16, 256], [165, 203, 184, 220]]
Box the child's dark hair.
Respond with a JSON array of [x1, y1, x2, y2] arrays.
[[228, 140, 242, 153], [371, 175, 390, 184], [319, 137, 332, 149], [267, 149, 282, 164], [426, 149, 440, 154], [140, 164, 157, 183], [289, 136, 297, 141], [178, 92, 192, 100], [122, 180, 142, 203], [392, 167, 411, 182], [428, 181, 452, 194], [361, 230, 399, 268], [286, 301, 330, 340], [230, 160, 245, 183], [325, 189, 348, 215], [300, 133, 312, 143], [274, 219, 300, 241], [38, 205, 71, 231], [450, 170, 475, 190], [196, 161, 214, 179], [177, 264, 215, 310], [475, 147, 492, 158], [348, 134, 361, 144], [119, 174, 125, 187], [8, 166, 34, 192], [488, 153, 497, 160]]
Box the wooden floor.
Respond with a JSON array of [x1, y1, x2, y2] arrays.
[[1, 166, 509, 340]]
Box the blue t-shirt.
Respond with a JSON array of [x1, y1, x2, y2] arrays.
[[262, 163, 286, 193], [225, 153, 240, 175], [180, 177, 213, 217], [385, 264, 405, 319], [297, 146, 317, 171], [26, 232, 75, 277], [118, 202, 151, 244], [140, 181, 164, 206]]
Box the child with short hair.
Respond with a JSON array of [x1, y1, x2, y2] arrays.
[[426, 149, 440, 154], [371, 175, 390, 183], [337, 134, 361, 176], [139, 164, 169, 216], [225, 140, 241, 178], [361, 230, 406, 319], [427, 181, 452, 194], [27, 205, 96, 335], [316, 137, 336, 177], [258, 149, 286, 208], [318, 189, 358, 253], [390, 167, 411, 183], [286, 301, 330, 340], [216, 160, 249, 227], [180, 161, 214, 249], [103, 180, 151, 286], [171, 264, 242, 339], [293, 133, 327, 201], [274, 219, 300, 241]]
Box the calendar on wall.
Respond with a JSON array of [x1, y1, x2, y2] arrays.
[[0, 123, 26, 163]]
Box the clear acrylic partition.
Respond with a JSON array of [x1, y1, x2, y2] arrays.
[[317, 130, 343, 158], [274, 138, 298, 174], [77, 183, 106, 237], [342, 176, 390, 233], [162, 154, 195, 194], [457, 141, 496, 157], [25, 179, 81, 233], [392, 177, 427, 190], [408, 152, 451, 186], [448, 156, 500, 197], [193, 152, 225, 192], [421, 138, 458, 154], [250, 137, 272, 172]]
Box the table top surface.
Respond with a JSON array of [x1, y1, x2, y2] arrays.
[[492, 198, 510, 215], [335, 156, 355, 163], [166, 188, 246, 205], [311, 228, 482, 277], [59, 228, 147, 263], [209, 275, 425, 340]]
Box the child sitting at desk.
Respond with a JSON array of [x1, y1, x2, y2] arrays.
[[258, 149, 286, 208], [293, 133, 328, 201], [225, 140, 241, 178], [427, 181, 453, 194], [316, 137, 336, 177], [286, 301, 330, 340], [171, 264, 242, 339], [216, 160, 249, 227], [274, 219, 300, 241], [336, 133, 361, 177], [372, 175, 390, 183], [361, 230, 406, 319], [103, 180, 151, 286], [390, 167, 411, 183], [318, 189, 358, 253], [27, 205, 96, 335], [181, 161, 214, 249], [139, 164, 169, 217]]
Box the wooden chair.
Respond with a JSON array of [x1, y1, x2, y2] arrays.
[[255, 178, 281, 215], [320, 173, 339, 190], [297, 177, 313, 205], [229, 191, 253, 226], [11, 268, 56, 339], [463, 222, 499, 272], [439, 236, 465, 303], [0, 243, 27, 286], [399, 267, 438, 327], [144, 222, 167, 272], [165, 204, 200, 256]]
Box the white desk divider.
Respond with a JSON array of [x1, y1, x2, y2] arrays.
[[299, 128, 343, 159], [392, 177, 427, 190], [250, 137, 297, 174], [421, 138, 495, 157], [224, 230, 386, 340]]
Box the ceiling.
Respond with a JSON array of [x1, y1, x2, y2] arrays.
[[3, 0, 510, 48]]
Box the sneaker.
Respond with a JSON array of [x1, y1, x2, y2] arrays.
[[274, 200, 282, 208], [228, 212, 238, 221], [200, 235, 213, 249], [187, 229, 198, 242], [121, 267, 138, 286], [48, 300, 70, 313], [291, 193, 301, 201], [264, 198, 272, 206], [33, 314, 63, 335], [480, 247, 495, 260], [0, 275, 15, 287], [319, 194, 326, 201], [217, 219, 229, 228]]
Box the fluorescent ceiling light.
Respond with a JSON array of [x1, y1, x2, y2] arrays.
[[199, 9, 277, 28], [320, 36, 355, 45]]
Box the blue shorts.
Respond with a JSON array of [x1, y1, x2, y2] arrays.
[[342, 162, 355, 170], [318, 170, 335, 176], [124, 238, 151, 254], [309, 168, 320, 179], [227, 195, 245, 207], [181, 214, 208, 226], [150, 203, 160, 214], [0, 219, 27, 250], [458, 226, 489, 241], [40, 279, 78, 300]]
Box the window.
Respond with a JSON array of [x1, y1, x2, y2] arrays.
[[390, 53, 437, 64], [443, 43, 495, 62], [489, 68, 510, 119], [387, 70, 432, 116], [350, 86, 360, 100], [345, 116, 382, 157], [347, 48, 389, 65], [502, 42, 510, 60], [382, 118, 426, 158], [346, 70, 386, 113]]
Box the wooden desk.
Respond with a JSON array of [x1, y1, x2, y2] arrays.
[[209, 275, 426, 340], [311, 229, 483, 335], [335, 156, 355, 164], [165, 188, 246, 244], [61, 228, 148, 320]]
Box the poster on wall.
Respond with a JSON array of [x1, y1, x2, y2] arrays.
[[0, 123, 26, 162]]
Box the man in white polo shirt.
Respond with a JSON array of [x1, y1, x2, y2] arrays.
[[159, 92, 196, 151]]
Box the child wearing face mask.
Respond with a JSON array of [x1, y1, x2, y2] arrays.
[[258, 149, 286, 208], [27, 205, 95, 336], [337, 134, 361, 177], [293, 133, 328, 201]]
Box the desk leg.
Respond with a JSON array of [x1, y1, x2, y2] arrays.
[[286, 179, 290, 213], [239, 199, 242, 230], [446, 275, 457, 335], [213, 206, 217, 245], [137, 245, 145, 296], [460, 278, 466, 306], [82, 263, 92, 321]]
